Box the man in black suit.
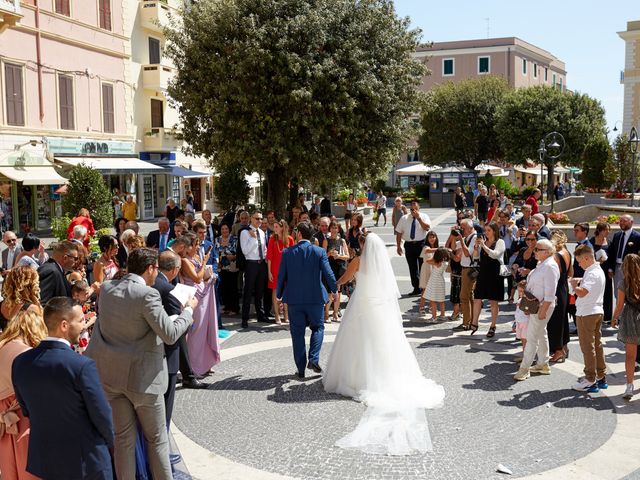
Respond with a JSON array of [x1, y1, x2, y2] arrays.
[[38, 240, 79, 304], [116, 229, 136, 269], [604, 214, 640, 291], [12, 297, 114, 479], [146, 217, 175, 252]]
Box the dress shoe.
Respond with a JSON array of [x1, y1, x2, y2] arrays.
[[241, 321, 249, 329], [407, 289, 421, 296], [182, 378, 207, 389], [295, 371, 306, 380], [169, 453, 182, 465], [307, 362, 322, 373]]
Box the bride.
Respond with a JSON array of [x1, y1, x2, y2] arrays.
[[323, 232, 445, 455]]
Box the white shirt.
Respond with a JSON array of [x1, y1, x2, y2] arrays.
[[474, 238, 506, 261], [376, 195, 387, 209], [526, 255, 560, 307], [459, 232, 477, 267], [575, 262, 605, 316], [616, 229, 633, 264], [395, 212, 431, 242], [240, 227, 266, 261], [6, 247, 16, 269], [44, 336, 71, 348]]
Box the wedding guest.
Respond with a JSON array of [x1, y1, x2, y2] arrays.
[[113, 217, 127, 239], [547, 231, 572, 363], [167, 220, 187, 248], [38, 241, 79, 305], [572, 223, 592, 279], [13, 297, 114, 480], [498, 191, 508, 209], [232, 210, 251, 237], [320, 195, 332, 217], [487, 198, 500, 223], [126, 234, 145, 252], [0, 267, 42, 331], [514, 239, 560, 381], [202, 209, 217, 242], [424, 248, 449, 321], [313, 216, 330, 246], [297, 192, 308, 214], [86, 249, 195, 480], [497, 210, 518, 300], [323, 221, 349, 322], [474, 186, 489, 226], [164, 198, 181, 224], [0, 308, 47, 480], [311, 196, 322, 214], [469, 221, 505, 337], [124, 220, 139, 234], [452, 219, 477, 331], [240, 211, 269, 328], [216, 224, 240, 315], [445, 230, 463, 323], [453, 187, 466, 213], [511, 231, 538, 286], [605, 214, 640, 292], [66, 208, 95, 248], [395, 201, 431, 296], [15, 233, 48, 270], [515, 204, 532, 231], [590, 222, 612, 322], [344, 193, 356, 231], [93, 235, 120, 285], [1, 230, 21, 273], [146, 217, 174, 252], [267, 220, 294, 325], [391, 197, 408, 232], [612, 253, 640, 400], [122, 194, 137, 221], [525, 188, 541, 215], [116, 228, 136, 269], [418, 231, 438, 314], [514, 280, 529, 359], [347, 212, 367, 258], [570, 245, 607, 392], [288, 206, 302, 232], [488, 184, 497, 204], [374, 191, 387, 227], [533, 213, 551, 239]]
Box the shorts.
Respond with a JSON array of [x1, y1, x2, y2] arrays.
[[515, 320, 528, 340], [344, 211, 353, 220], [478, 211, 487, 222]]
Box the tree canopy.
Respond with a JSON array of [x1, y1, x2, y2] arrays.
[[165, 0, 425, 215], [419, 76, 509, 169], [580, 135, 615, 190], [213, 164, 251, 212]]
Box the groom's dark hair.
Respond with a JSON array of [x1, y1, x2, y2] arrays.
[[296, 221, 314, 240]]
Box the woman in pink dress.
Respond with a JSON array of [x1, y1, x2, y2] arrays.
[[0, 308, 48, 480], [267, 220, 294, 325], [93, 235, 120, 286], [180, 235, 220, 376]]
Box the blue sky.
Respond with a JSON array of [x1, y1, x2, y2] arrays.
[[393, 1, 637, 137]]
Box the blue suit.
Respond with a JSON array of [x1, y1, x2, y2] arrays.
[[277, 240, 337, 374], [12, 340, 114, 480]]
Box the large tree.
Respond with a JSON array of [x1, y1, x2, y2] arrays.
[[419, 76, 509, 169], [580, 135, 615, 190], [612, 133, 633, 192], [495, 86, 606, 200], [165, 0, 425, 216]]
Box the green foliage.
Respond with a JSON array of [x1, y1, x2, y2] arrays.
[[495, 86, 606, 168], [414, 183, 429, 198], [420, 76, 510, 169], [612, 133, 632, 191], [335, 188, 365, 202], [61, 164, 113, 230], [213, 165, 251, 212], [88, 228, 113, 255], [581, 136, 614, 190], [373, 179, 387, 193], [480, 175, 519, 199], [165, 0, 426, 215], [51, 214, 71, 241]]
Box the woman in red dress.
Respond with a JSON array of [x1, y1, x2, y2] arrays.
[[66, 208, 96, 248], [267, 220, 294, 325]]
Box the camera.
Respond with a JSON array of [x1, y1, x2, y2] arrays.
[[451, 228, 461, 237]]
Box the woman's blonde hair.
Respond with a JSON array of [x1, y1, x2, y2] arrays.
[[126, 235, 145, 250], [274, 220, 291, 247], [0, 308, 48, 349], [2, 266, 41, 307], [623, 254, 640, 304], [550, 230, 567, 251]]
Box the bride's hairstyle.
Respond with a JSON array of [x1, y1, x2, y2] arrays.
[[358, 231, 369, 248]]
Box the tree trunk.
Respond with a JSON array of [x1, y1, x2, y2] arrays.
[[265, 166, 288, 219], [289, 179, 299, 210]]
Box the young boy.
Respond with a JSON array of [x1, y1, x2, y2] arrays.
[[570, 244, 607, 392]]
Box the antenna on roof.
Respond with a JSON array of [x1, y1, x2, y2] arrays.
[[485, 17, 490, 38]]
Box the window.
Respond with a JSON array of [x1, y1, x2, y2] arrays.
[[544, 67, 548, 82], [99, 0, 111, 30], [522, 58, 527, 75], [55, 0, 70, 16], [150, 99, 163, 128], [149, 37, 161, 65], [442, 58, 454, 76], [533, 63, 538, 78], [58, 75, 75, 130], [478, 56, 490, 74], [559, 77, 563, 91], [102, 83, 115, 133], [552, 73, 556, 86], [4, 63, 25, 126]]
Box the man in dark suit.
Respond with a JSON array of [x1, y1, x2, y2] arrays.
[[146, 217, 175, 252], [277, 222, 337, 379], [116, 229, 136, 268], [604, 214, 640, 291], [38, 240, 79, 304], [1, 230, 22, 273], [12, 297, 114, 479]]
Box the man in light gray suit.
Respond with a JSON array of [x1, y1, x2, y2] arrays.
[[1, 230, 22, 273], [86, 248, 197, 480]]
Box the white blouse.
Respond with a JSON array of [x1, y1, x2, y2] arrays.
[[526, 255, 560, 304], [474, 238, 505, 260]]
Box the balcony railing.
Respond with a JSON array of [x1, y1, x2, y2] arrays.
[[142, 64, 174, 91], [144, 128, 183, 151], [140, 0, 171, 33], [0, 0, 22, 32]]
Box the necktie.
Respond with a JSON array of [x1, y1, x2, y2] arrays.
[[256, 228, 264, 260], [618, 233, 626, 262], [159, 234, 166, 252], [410, 217, 416, 240]]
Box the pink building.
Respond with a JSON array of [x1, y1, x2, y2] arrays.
[[0, 0, 138, 233]]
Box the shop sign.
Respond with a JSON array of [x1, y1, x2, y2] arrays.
[[45, 138, 135, 156]]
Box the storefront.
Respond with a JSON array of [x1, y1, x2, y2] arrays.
[[428, 167, 477, 208]]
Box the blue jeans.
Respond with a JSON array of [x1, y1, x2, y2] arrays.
[[287, 304, 325, 373]]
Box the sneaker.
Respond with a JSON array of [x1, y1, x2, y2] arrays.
[[572, 378, 599, 392], [452, 323, 469, 332], [623, 383, 634, 400], [513, 368, 530, 381], [530, 363, 551, 375], [596, 377, 608, 390]]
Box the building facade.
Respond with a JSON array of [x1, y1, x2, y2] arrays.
[[619, 20, 640, 134]]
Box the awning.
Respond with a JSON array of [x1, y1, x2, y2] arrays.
[[166, 166, 210, 178], [0, 165, 67, 185], [56, 156, 163, 175], [395, 164, 436, 175]]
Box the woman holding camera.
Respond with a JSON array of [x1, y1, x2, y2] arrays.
[[470, 222, 505, 337]]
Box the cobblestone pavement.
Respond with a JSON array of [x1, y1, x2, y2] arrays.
[[172, 208, 640, 480]]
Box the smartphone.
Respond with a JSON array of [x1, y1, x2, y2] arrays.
[[205, 245, 213, 255]]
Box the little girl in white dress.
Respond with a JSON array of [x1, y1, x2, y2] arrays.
[[423, 248, 449, 321], [418, 231, 439, 313]]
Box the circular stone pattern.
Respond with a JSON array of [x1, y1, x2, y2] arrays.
[[173, 342, 616, 480]]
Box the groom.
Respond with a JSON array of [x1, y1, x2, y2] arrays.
[[277, 221, 337, 379]]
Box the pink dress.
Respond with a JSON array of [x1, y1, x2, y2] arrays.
[[182, 256, 221, 376], [0, 340, 39, 480]]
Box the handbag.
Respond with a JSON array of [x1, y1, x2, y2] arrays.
[[499, 264, 511, 277], [520, 290, 540, 314], [468, 260, 480, 280]]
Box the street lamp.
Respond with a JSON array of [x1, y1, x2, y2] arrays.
[[613, 121, 623, 132], [630, 126, 640, 207], [537, 139, 546, 201], [537, 132, 565, 210]]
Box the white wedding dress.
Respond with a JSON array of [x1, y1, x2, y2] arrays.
[[323, 233, 445, 455]]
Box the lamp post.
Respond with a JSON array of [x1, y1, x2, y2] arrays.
[[537, 132, 565, 211], [630, 127, 640, 207], [537, 139, 546, 202]]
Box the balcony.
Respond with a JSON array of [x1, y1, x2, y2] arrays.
[[142, 64, 174, 91], [140, 0, 172, 33], [144, 128, 183, 151], [0, 0, 22, 32]]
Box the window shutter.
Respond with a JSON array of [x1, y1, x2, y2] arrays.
[[55, 0, 70, 16], [99, 0, 111, 30], [149, 38, 161, 64], [102, 84, 115, 133], [59, 75, 75, 130], [5, 64, 25, 126], [150, 99, 164, 128]]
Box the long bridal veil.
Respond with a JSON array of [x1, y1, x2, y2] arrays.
[[324, 233, 445, 455]]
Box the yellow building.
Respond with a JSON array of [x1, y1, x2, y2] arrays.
[[619, 20, 640, 134]]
